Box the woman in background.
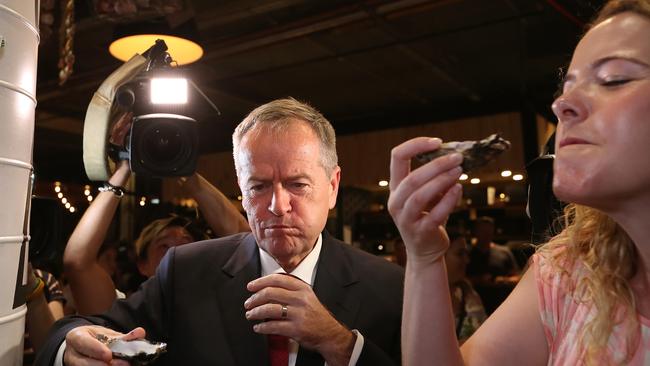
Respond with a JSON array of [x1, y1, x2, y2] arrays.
[[64, 157, 249, 315], [445, 229, 486, 343]]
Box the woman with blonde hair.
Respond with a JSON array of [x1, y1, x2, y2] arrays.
[[388, 0, 650, 364]]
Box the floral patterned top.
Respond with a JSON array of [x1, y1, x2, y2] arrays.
[[534, 252, 650, 365]]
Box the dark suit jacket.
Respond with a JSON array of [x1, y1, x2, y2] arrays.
[[36, 232, 404, 365]]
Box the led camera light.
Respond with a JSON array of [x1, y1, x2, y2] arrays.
[[150, 78, 188, 105]]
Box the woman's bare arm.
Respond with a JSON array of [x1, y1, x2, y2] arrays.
[[62, 161, 130, 315]]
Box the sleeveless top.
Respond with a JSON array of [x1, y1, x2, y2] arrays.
[[533, 252, 650, 365]]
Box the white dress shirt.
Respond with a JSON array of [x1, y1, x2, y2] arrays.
[[258, 234, 364, 366], [55, 234, 364, 366]]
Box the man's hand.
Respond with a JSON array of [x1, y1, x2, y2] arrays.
[[245, 274, 355, 366], [63, 325, 145, 366]]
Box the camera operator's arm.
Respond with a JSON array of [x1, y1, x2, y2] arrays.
[[179, 173, 249, 236], [63, 160, 130, 315]]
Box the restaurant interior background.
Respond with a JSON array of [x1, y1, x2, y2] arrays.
[[30, 0, 605, 266]]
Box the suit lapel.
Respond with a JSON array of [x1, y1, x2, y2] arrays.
[[297, 232, 361, 365], [216, 234, 269, 366]]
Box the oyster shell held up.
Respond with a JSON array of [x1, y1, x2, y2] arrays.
[[96, 334, 167, 365], [415, 134, 511, 173]]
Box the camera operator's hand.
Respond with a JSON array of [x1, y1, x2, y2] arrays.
[[109, 111, 133, 148], [176, 173, 250, 236], [63, 326, 145, 366]]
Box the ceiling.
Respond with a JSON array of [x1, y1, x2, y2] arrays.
[[33, 0, 605, 184]]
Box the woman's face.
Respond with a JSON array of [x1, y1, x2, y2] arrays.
[[552, 12, 650, 211], [138, 226, 194, 277], [445, 237, 470, 285]]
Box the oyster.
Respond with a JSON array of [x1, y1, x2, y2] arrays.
[[96, 334, 167, 365], [415, 133, 511, 173]]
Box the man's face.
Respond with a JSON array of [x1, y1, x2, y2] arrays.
[[236, 120, 340, 270]]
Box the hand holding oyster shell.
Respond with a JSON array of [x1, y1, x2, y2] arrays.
[[415, 133, 511, 173], [63, 325, 148, 366], [96, 333, 167, 365]]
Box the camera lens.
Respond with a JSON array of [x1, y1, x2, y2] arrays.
[[129, 113, 198, 177], [145, 124, 183, 162]]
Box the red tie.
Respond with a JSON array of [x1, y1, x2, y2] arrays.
[[268, 334, 289, 366]]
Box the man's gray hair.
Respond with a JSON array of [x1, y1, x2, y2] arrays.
[[232, 97, 338, 174]]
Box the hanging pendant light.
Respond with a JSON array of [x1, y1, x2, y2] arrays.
[[109, 19, 203, 65]]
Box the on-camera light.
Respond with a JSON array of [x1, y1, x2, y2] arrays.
[[150, 78, 188, 105]]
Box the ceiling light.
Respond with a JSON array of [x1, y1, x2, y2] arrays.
[[54, 186, 61, 193], [109, 20, 203, 65], [500, 170, 512, 177], [513, 174, 524, 181], [378, 180, 389, 187], [459, 174, 468, 181], [110, 35, 203, 65], [470, 178, 480, 184]]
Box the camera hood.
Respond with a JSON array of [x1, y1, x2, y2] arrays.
[[83, 54, 148, 181]]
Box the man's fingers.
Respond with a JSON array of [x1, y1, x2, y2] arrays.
[[252, 319, 295, 338], [389, 137, 442, 191], [110, 359, 131, 366], [245, 286, 296, 310], [120, 327, 146, 341], [247, 273, 308, 292], [246, 303, 291, 321], [66, 328, 113, 362], [64, 346, 110, 366]]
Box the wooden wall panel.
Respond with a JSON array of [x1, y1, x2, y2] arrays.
[[162, 112, 526, 201]]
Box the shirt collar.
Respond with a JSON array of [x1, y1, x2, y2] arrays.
[[259, 234, 322, 286]]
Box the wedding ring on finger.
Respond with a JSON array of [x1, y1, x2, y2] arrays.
[[280, 304, 288, 319]]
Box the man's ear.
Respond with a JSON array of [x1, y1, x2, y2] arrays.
[[328, 166, 341, 209]]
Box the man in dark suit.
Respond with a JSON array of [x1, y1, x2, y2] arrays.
[[36, 98, 404, 365]]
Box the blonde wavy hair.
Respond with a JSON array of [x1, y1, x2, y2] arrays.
[[135, 216, 200, 260], [539, 2, 650, 363], [539, 204, 637, 364]]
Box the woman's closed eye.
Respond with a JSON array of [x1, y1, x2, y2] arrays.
[[599, 77, 633, 87]]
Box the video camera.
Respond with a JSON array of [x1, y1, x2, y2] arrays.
[[115, 40, 197, 177], [83, 39, 215, 180]]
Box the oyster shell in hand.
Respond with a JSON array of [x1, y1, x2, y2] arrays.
[[96, 334, 167, 365], [415, 133, 511, 173]]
